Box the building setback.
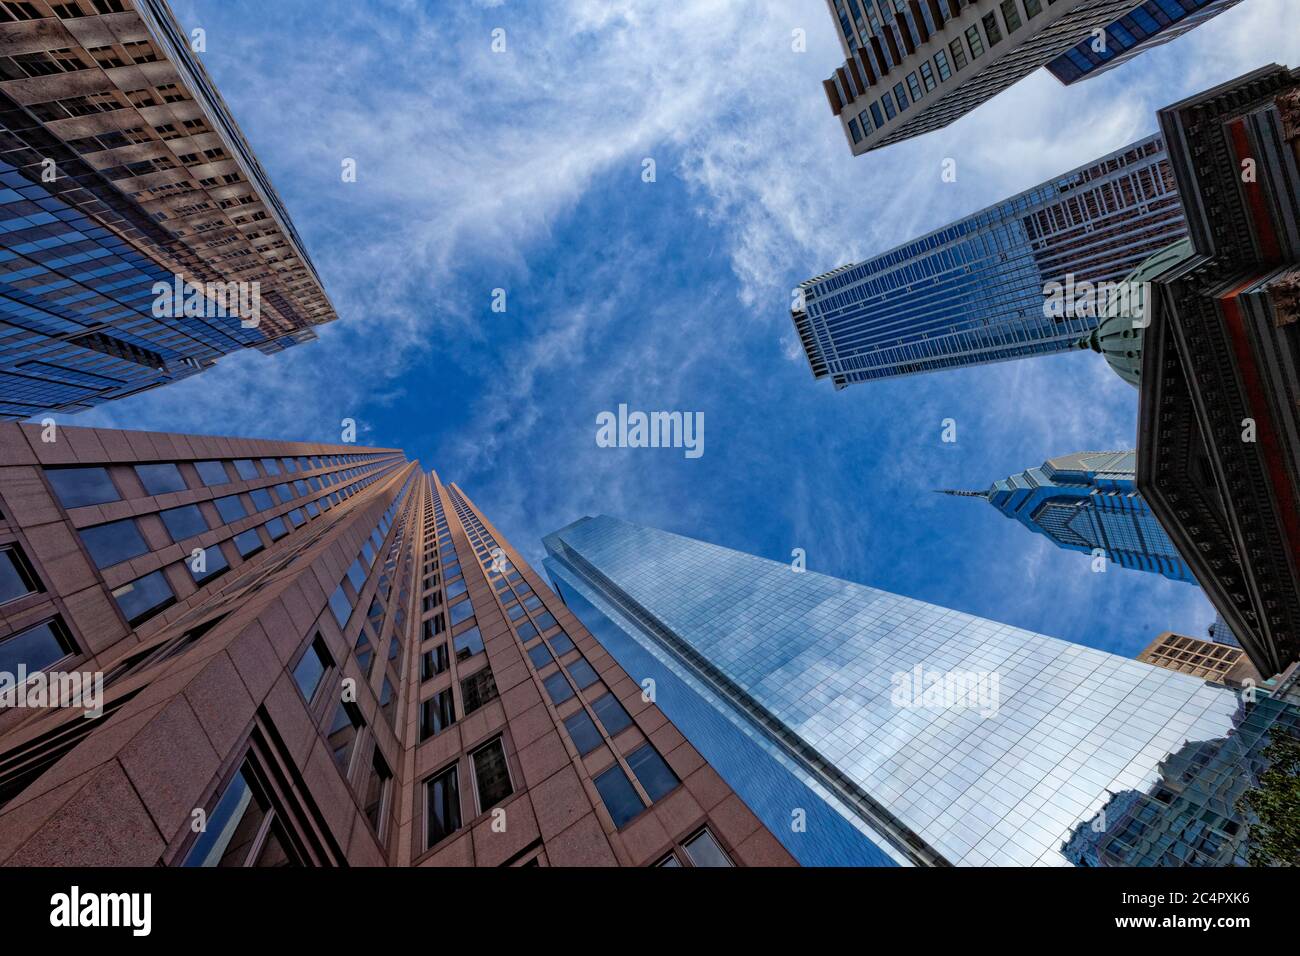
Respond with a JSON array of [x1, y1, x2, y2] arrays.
[[0, 0, 338, 421], [544, 514, 1240, 866], [939, 450, 1194, 583], [1135, 63, 1300, 680], [821, 0, 1244, 155], [0, 423, 790, 867], [793, 135, 1185, 386]]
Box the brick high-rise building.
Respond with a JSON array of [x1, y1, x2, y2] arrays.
[[821, 0, 1244, 155], [0, 0, 338, 421], [0, 423, 790, 867]]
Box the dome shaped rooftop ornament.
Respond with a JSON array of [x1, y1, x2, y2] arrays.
[[1076, 239, 1195, 389]]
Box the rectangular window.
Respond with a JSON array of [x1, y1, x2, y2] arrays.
[[472, 738, 512, 813], [79, 518, 148, 569], [882, 92, 897, 120], [542, 670, 574, 705], [949, 37, 968, 70], [527, 642, 553, 669], [685, 828, 733, 867], [591, 692, 632, 735], [159, 504, 208, 542], [906, 72, 923, 102], [425, 765, 461, 848], [460, 667, 499, 715], [181, 760, 304, 867], [233, 459, 259, 480], [965, 25, 984, 58], [214, 495, 247, 524], [999, 0, 1022, 32], [421, 644, 449, 680], [848, 117, 862, 144], [327, 701, 364, 774], [981, 13, 1002, 46], [0, 545, 40, 605], [292, 634, 332, 703], [233, 529, 264, 558], [1023, 0, 1042, 16], [188, 545, 228, 584], [0, 618, 76, 673], [919, 61, 936, 92], [194, 460, 229, 486], [892, 82, 908, 111], [870, 102, 885, 127], [452, 625, 483, 661], [112, 569, 175, 626], [135, 463, 186, 496], [46, 467, 119, 509], [249, 489, 274, 511], [362, 749, 391, 836], [566, 657, 600, 690], [420, 688, 455, 740], [627, 743, 679, 801], [264, 517, 288, 541], [564, 709, 603, 756], [594, 763, 644, 829]]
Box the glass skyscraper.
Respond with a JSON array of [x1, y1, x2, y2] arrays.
[[544, 515, 1239, 866], [940, 450, 1194, 583], [792, 135, 1186, 387], [0, 0, 337, 420]]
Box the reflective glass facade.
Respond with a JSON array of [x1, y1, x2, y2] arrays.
[[0, 0, 336, 420], [1046, 0, 1246, 85], [794, 136, 1185, 386], [942, 450, 1194, 582], [544, 515, 1239, 866]]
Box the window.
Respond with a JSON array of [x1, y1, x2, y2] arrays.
[[214, 495, 247, 524], [248, 489, 274, 512], [543, 671, 574, 705], [472, 739, 512, 812], [893, 82, 908, 111], [0, 618, 76, 673], [234, 460, 259, 480], [445, 578, 466, 598], [999, 0, 1022, 32], [527, 642, 553, 669], [848, 117, 862, 144], [881, 92, 897, 120], [421, 644, 449, 680], [453, 625, 483, 661], [549, 631, 575, 655], [461, 667, 499, 715], [1023, 0, 1042, 16], [79, 518, 148, 569], [188, 545, 228, 584], [919, 61, 936, 92], [591, 693, 632, 735], [135, 463, 186, 496], [0, 545, 40, 604], [327, 702, 364, 774], [292, 634, 332, 703], [264, 517, 288, 541], [46, 467, 119, 509], [949, 37, 968, 70], [934, 50, 951, 82], [181, 761, 304, 867], [420, 689, 455, 740], [233, 529, 264, 558], [449, 599, 475, 626], [906, 72, 923, 102], [159, 504, 207, 542], [684, 829, 733, 867], [627, 743, 679, 801], [594, 764, 644, 828], [112, 569, 175, 625], [425, 765, 461, 848], [564, 709, 603, 756], [516, 620, 538, 642], [965, 25, 984, 58], [259, 458, 280, 476], [980, 13, 1000, 47], [535, 611, 557, 631], [362, 750, 391, 836], [329, 585, 352, 630], [194, 460, 229, 486], [567, 657, 600, 689], [423, 613, 445, 639]]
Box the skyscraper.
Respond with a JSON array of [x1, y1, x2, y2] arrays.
[[0, 422, 789, 867], [0, 0, 337, 421], [543, 514, 1240, 866], [1135, 63, 1300, 680], [939, 450, 1193, 582], [792, 135, 1185, 387], [822, 0, 1244, 155]]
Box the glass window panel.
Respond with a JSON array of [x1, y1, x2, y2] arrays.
[[79, 518, 148, 569], [159, 504, 207, 542], [594, 763, 644, 828], [112, 569, 175, 625], [0, 618, 74, 673], [135, 463, 186, 496], [46, 467, 119, 508], [472, 739, 512, 812], [626, 743, 679, 801]]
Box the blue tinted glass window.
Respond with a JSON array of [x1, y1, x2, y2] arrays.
[[594, 764, 644, 828], [453, 626, 483, 661], [159, 504, 207, 542], [188, 545, 229, 584], [627, 743, 679, 801], [234, 460, 259, 480], [564, 709, 603, 756], [79, 519, 148, 569], [234, 529, 263, 557], [329, 584, 352, 629], [194, 460, 229, 486], [214, 495, 247, 523], [135, 463, 186, 496], [249, 489, 274, 511], [543, 670, 574, 705], [47, 467, 119, 509], [0, 618, 74, 673], [112, 569, 175, 625], [567, 657, 600, 689], [591, 693, 632, 735], [449, 599, 474, 625]]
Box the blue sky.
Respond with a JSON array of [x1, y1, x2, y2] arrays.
[[79, 0, 1296, 657]]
